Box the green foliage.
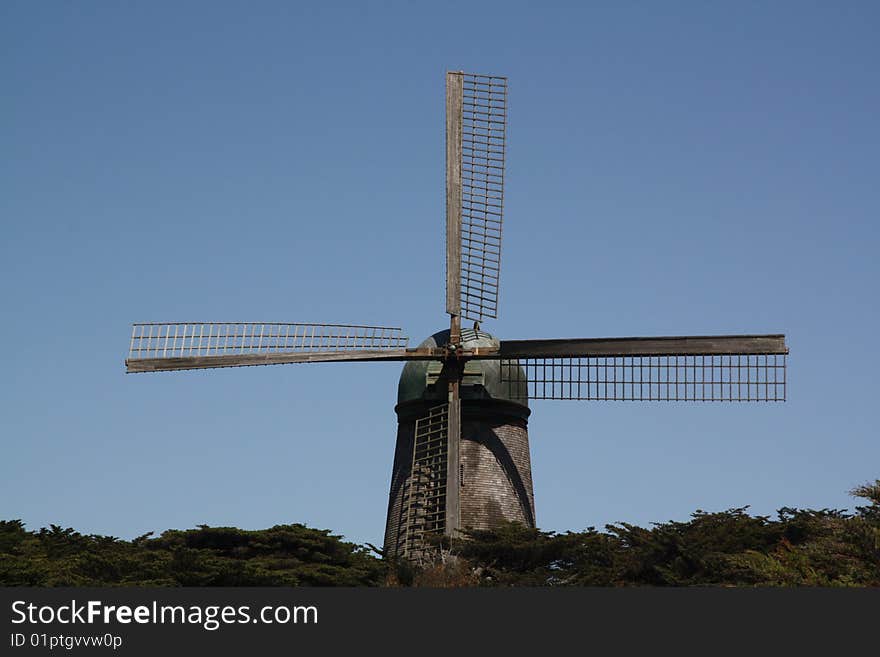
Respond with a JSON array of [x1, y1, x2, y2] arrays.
[[455, 523, 618, 586], [451, 481, 880, 587], [3, 480, 878, 587], [0, 522, 384, 586]]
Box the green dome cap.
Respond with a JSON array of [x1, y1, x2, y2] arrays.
[[397, 328, 528, 407]]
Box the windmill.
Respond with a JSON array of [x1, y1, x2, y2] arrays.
[[125, 71, 788, 560]]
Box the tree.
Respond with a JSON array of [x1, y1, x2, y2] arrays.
[[3, 480, 878, 587]]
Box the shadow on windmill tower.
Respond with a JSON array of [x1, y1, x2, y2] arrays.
[[386, 327, 533, 559]]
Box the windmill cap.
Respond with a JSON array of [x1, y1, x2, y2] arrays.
[[397, 328, 529, 407]]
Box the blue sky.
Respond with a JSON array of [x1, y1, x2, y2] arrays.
[[2, 1, 878, 547]]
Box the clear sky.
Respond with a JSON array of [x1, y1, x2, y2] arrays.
[[2, 1, 878, 547]]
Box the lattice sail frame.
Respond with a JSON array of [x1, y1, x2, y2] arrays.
[[459, 73, 507, 322], [500, 354, 787, 401], [128, 322, 408, 360]]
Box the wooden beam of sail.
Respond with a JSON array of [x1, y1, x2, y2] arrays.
[[126, 348, 442, 373], [445, 371, 462, 539], [446, 71, 463, 319], [496, 334, 788, 358]]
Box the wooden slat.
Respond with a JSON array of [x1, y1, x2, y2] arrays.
[[446, 71, 463, 317], [126, 348, 441, 373], [445, 378, 461, 538], [495, 335, 789, 359]]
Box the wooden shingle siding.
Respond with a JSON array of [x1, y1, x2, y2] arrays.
[[384, 399, 533, 559]]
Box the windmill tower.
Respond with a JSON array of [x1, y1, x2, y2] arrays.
[[125, 71, 789, 561], [386, 327, 535, 559]]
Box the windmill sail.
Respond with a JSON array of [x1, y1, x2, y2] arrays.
[[125, 322, 430, 373], [447, 72, 507, 323], [479, 334, 788, 401]]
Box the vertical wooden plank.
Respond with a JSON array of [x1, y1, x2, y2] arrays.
[[446, 71, 463, 323], [445, 380, 461, 539]]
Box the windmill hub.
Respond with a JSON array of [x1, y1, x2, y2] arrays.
[[397, 328, 528, 407]]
